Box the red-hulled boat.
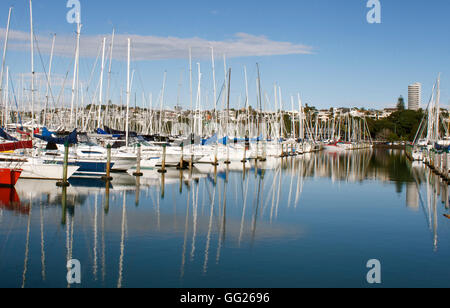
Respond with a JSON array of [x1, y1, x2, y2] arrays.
[[0, 168, 22, 187]]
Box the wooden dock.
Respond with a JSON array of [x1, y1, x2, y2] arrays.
[[406, 145, 450, 183]]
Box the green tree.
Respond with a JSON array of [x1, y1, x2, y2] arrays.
[[397, 96, 405, 111], [368, 109, 423, 141]]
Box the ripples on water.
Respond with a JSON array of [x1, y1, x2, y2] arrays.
[[0, 149, 449, 288]]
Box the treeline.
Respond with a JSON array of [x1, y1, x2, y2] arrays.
[[366, 110, 424, 142]]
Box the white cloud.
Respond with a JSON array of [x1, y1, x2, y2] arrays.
[[0, 28, 314, 61]]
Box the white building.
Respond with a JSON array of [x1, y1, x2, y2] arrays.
[[408, 82, 421, 111]]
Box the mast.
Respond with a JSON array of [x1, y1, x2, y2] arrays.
[[21, 74, 24, 114], [435, 74, 441, 142], [225, 68, 231, 164], [211, 47, 217, 113], [189, 48, 193, 136], [256, 63, 262, 156], [274, 84, 278, 138], [196, 63, 202, 137], [278, 86, 283, 139], [4, 66, 8, 127], [210, 48, 219, 164], [244, 66, 250, 134], [30, 0, 35, 133], [75, 47, 80, 129], [291, 95, 296, 140], [223, 54, 227, 116], [70, 22, 82, 128], [159, 71, 167, 135], [97, 37, 106, 128], [43, 34, 56, 127], [0, 6, 12, 118], [149, 92, 153, 134], [125, 38, 131, 147], [256, 64, 262, 115], [105, 28, 115, 127], [298, 94, 304, 140], [426, 85, 436, 143]]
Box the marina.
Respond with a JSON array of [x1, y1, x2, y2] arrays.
[[0, 0, 450, 291]]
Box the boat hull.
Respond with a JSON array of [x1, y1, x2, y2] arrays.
[[111, 157, 137, 172], [324, 145, 348, 152], [21, 164, 80, 180], [0, 155, 80, 180], [0, 169, 22, 187], [42, 155, 112, 178]]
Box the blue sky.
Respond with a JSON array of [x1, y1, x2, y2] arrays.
[[0, 0, 449, 111]]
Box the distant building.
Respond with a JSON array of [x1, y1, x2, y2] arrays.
[[408, 83, 421, 111], [349, 109, 365, 118], [379, 108, 397, 119]]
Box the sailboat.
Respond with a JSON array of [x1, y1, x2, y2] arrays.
[[323, 140, 351, 152], [411, 75, 447, 162]]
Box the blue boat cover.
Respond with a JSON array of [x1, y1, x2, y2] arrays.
[[96, 128, 109, 135], [435, 143, 450, 153], [202, 134, 218, 146], [104, 126, 137, 138], [41, 127, 54, 138], [0, 128, 18, 141], [219, 135, 263, 145], [219, 136, 229, 145], [97, 128, 122, 138], [35, 129, 78, 145]]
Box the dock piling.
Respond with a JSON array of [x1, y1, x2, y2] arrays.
[[178, 143, 185, 170], [158, 144, 168, 174], [133, 144, 143, 177], [101, 144, 113, 181], [56, 141, 70, 187], [212, 142, 219, 166]]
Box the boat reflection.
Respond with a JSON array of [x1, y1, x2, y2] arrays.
[[408, 161, 450, 252], [0, 188, 28, 215]]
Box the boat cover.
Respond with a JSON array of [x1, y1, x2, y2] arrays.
[[103, 126, 137, 138], [0, 128, 18, 141], [34, 129, 78, 145], [96, 128, 122, 138]]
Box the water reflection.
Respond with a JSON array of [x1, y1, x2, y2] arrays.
[[408, 161, 450, 252], [1, 149, 450, 288], [0, 188, 27, 215]]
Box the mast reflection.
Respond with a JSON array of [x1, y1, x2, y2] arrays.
[[5, 148, 449, 287]]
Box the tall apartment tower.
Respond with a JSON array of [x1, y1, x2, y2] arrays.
[[408, 82, 421, 111]]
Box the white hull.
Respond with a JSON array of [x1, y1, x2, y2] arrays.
[[324, 144, 348, 152], [0, 155, 80, 180], [111, 157, 137, 171]]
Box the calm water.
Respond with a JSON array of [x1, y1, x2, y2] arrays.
[[1, 149, 450, 288]]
